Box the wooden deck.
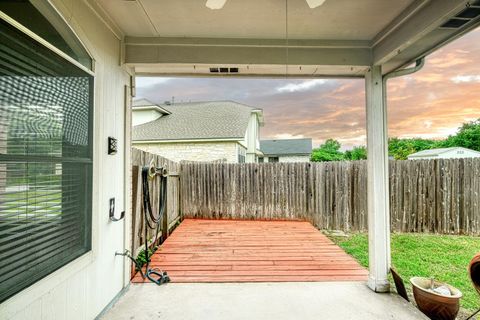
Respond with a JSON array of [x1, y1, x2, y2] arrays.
[[132, 219, 368, 283]]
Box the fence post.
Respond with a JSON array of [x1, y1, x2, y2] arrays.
[[162, 176, 169, 241]]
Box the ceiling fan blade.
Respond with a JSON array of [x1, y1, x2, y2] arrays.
[[305, 0, 326, 9], [205, 0, 227, 10]]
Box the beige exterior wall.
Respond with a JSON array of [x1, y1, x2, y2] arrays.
[[132, 109, 162, 126], [0, 1, 132, 319], [134, 141, 239, 163]]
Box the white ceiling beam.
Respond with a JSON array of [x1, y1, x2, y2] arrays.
[[125, 37, 370, 48], [124, 37, 371, 67], [372, 0, 470, 66], [371, 0, 429, 48]]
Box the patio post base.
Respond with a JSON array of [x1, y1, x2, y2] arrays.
[[367, 277, 390, 293]]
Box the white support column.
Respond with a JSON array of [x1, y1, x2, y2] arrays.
[[365, 65, 391, 293]]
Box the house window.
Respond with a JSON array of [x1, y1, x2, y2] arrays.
[[0, 16, 93, 303], [268, 157, 279, 163], [258, 157, 264, 163], [237, 145, 246, 163]]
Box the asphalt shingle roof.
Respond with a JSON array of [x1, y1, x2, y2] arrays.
[[260, 138, 312, 156], [133, 100, 258, 141]]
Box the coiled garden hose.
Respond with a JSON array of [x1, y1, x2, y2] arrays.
[[141, 165, 170, 285]]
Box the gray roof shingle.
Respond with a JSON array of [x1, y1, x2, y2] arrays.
[[133, 100, 260, 141], [260, 138, 312, 156]]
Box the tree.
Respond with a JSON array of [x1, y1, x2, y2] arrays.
[[310, 119, 480, 162], [344, 146, 367, 160], [440, 118, 480, 151], [311, 139, 344, 162], [388, 137, 438, 160]]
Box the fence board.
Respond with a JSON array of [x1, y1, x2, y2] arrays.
[[130, 148, 181, 256], [180, 159, 480, 234]]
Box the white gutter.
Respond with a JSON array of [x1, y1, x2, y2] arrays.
[[382, 57, 425, 109]]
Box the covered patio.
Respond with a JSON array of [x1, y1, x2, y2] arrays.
[[1, 1, 480, 319], [111, 219, 424, 319], [109, 0, 480, 294]]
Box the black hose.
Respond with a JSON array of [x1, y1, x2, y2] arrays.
[[141, 166, 169, 285], [141, 167, 167, 227], [466, 308, 480, 320]]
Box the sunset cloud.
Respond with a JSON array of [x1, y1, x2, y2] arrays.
[[451, 75, 480, 83], [274, 133, 305, 140], [276, 79, 327, 93]]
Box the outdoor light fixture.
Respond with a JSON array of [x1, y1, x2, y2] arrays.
[[205, 0, 227, 10], [305, 0, 326, 8]]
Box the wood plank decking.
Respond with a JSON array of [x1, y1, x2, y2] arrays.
[[132, 219, 368, 283]]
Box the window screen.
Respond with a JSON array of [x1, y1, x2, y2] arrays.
[[0, 19, 93, 302], [238, 154, 245, 163], [0, 1, 93, 69]]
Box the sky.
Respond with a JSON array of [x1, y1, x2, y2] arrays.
[[136, 27, 480, 149]]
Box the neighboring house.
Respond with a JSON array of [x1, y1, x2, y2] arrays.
[[132, 99, 264, 163], [131, 98, 172, 126], [259, 138, 312, 163], [407, 147, 480, 160]]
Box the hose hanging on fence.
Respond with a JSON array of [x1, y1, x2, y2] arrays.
[[142, 166, 167, 227], [141, 165, 170, 285]]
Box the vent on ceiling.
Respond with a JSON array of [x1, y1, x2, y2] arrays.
[[440, 18, 470, 29], [440, 3, 480, 29], [456, 7, 480, 19], [209, 67, 239, 73]]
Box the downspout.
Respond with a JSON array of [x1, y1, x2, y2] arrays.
[[382, 57, 425, 107], [380, 57, 425, 270]]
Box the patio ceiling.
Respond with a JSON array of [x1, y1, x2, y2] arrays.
[[94, 0, 480, 77]]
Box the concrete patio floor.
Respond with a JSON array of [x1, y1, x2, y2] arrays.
[[101, 282, 427, 320]]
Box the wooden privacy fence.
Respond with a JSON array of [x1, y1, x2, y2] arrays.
[[131, 148, 181, 256], [180, 158, 480, 234]]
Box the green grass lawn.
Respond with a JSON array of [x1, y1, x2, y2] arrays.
[[329, 233, 480, 312]]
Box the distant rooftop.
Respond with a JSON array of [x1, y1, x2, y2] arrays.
[[408, 147, 480, 158], [132, 98, 171, 115], [133, 100, 262, 141], [133, 98, 157, 107], [260, 138, 312, 156]]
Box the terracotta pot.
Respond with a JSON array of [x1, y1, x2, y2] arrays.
[[410, 277, 462, 320], [469, 252, 480, 295]]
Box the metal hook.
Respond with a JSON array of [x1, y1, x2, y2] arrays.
[[147, 164, 168, 179], [109, 197, 125, 222]]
